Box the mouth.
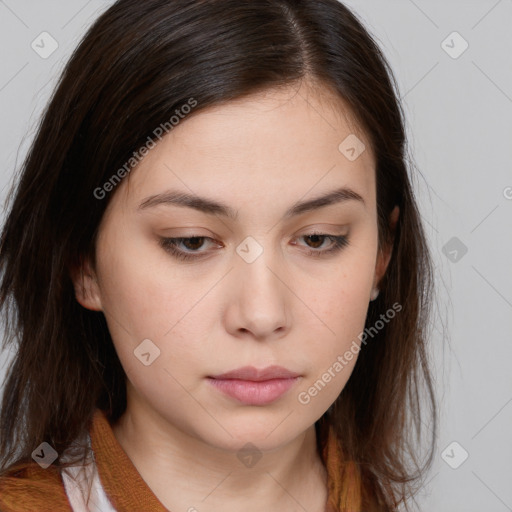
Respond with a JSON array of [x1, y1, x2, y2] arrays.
[[207, 365, 301, 405]]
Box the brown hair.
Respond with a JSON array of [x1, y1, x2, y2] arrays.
[[0, 1, 437, 509]]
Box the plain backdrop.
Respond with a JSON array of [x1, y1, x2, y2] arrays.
[[0, 1, 511, 511]]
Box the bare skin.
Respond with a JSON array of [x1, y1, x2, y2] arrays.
[[73, 81, 397, 511]]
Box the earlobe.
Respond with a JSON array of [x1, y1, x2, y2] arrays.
[[69, 258, 103, 312]]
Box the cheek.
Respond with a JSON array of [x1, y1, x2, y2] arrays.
[[95, 232, 212, 377], [308, 258, 375, 342], [303, 283, 369, 375], [96, 229, 181, 332], [294, 300, 368, 417], [295, 254, 375, 401]]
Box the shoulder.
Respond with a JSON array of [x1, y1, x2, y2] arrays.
[[0, 461, 71, 512]]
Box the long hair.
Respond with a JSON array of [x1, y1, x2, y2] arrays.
[[0, 1, 437, 509]]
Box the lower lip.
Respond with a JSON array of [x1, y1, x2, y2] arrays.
[[207, 377, 300, 405]]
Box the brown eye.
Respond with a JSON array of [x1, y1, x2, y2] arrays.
[[295, 233, 349, 257], [179, 237, 206, 251], [159, 236, 220, 262], [303, 234, 329, 249]]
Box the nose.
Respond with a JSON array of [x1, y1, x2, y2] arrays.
[[224, 246, 290, 341]]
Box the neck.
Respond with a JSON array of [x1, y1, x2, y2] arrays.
[[111, 392, 328, 512]]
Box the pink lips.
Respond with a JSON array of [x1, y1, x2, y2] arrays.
[[207, 365, 301, 405]]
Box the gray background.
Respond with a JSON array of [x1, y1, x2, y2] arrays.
[[0, 1, 511, 511]]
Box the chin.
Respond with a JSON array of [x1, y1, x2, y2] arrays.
[[203, 417, 310, 452]]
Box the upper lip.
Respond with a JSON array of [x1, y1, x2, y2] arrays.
[[209, 365, 300, 381]]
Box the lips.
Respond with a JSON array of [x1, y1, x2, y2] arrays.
[[207, 365, 301, 405], [209, 365, 300, 381]]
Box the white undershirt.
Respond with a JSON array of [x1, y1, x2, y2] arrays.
[[60, 433, 116, 512]]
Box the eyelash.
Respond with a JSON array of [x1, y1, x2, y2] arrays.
[[159, 233, 349, 262]]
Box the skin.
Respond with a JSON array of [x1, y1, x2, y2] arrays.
[[73, 81, 398, 512]]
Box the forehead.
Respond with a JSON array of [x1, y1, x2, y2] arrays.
[[115, 84, 376, 215], [166, 84, 370, 156]]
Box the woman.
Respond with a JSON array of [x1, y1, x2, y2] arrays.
[[0, 0, 437, 510]]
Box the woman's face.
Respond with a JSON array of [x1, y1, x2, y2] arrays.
[[74, 84, 393, 451]]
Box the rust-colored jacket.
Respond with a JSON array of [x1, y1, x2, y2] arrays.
[[0, 409, 361, 511]]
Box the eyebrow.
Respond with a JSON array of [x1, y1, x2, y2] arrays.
[[138, 186, 365, 220]]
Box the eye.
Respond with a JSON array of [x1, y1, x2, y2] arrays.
[[159, 236, 218, 262], [294, 233, 349, 258], [159, 233, 349, 262]]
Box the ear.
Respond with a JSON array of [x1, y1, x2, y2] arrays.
[[69, 257, 103, 312], [373, 205, 399, 289]]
